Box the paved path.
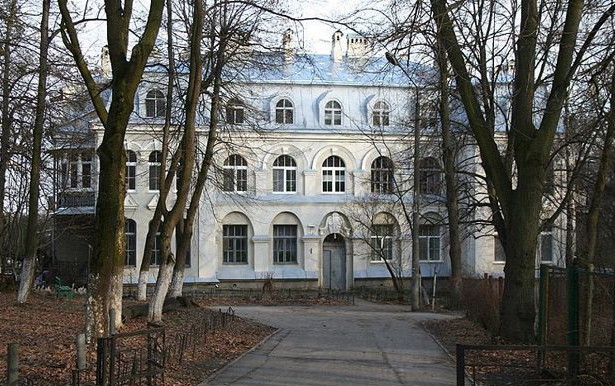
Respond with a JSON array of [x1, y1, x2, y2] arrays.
[[202, 299, 459, 386]]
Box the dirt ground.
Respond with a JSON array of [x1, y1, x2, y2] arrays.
[[0, 291, 275, 385]]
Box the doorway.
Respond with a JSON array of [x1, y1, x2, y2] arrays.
[[322, 233, 346, 290]]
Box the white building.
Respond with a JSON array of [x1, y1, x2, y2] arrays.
[[51, 31, 565, 289]]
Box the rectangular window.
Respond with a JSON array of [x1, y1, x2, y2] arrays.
[[236, 169, 247, 192], [125, 220, 136, 266], [175, 221, 192, 267], [322, 170, 333, 192], [70, 157, 78, 188], [371, 224, 394, 261], [149, 164, 160, 191], [126, 165, 136, 190], [335, 170, 345, 192], [286, 169, 296, 192], [81, 154, 92, 189], [419, 225, 441, 261], [223, 225, 248, 264], [494, 235, 506, 262], [150, 229, 161, 266], [273, 169, 284, 192], [540, 228, 553, 262], [273, 225, 297, 264]]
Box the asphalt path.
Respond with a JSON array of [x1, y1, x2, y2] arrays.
[[202, 299, 458, 386]]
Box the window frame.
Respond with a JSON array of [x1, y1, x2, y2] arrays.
[[272, 155, 297, 193], [493, 234, 506, 263], [126, 150, 137, 192], [148, 151, 162, 192], [273, 224, 298, 264], [322, 155, 346, 194], [419, 224, 441, 262], [372, 101, 390, 127], [539, 227, 554, 263], [145, 89, 166, 118], [370, 224, 394, 262], [125, 219, 137, 266], [150, 222, 162, 266], [223, 154, 248, 193], [275, 98, 294, 125], [226, 99, 245, 125], [222, 224, 248, 264], [418, 157, 442, 195], [324, 100, 342, 126], [371, 156, 394, 194]]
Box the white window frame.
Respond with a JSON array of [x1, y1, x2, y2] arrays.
[[125, 219, 137, 267], [322, 155, 346, 194], [272, 155, 297, 193], [223, 154, 248, 192], [419, 224, 441, 262], [126, 150, 137, 192], [324, 100, 342, 126], [371, 156, 394, 194], [226, 99, 245, 125], [275, 99, 294, 125], [148, 151, 162, 192], [370, 224, 394, 262], [372, 101, 390, 127], [273, 224, 298, 264], [418, 157, 442, 195], [145, 89, 166, 118]]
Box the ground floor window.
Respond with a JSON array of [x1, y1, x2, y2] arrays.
[[223, 225, 248, 264], [419, 225, 441, 261], [125, 219, 136, 266], [273, 225, 297, 263], [494, 234, 506, 262], [370, 224, 393, 261], [150, 223, 162, 266], [539, 227, 553, 262]]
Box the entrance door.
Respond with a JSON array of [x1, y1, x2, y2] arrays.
[[323, 234, 346, 290]]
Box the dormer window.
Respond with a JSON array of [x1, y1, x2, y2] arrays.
[[324, 101, 342, 126], [145, 90, 166, 118], [372, 101, 390, 127], [275, 99, 293, 124], [226, 98, 245, 124]]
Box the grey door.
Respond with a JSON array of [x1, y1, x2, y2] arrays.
[[323, 246, 346, 290]]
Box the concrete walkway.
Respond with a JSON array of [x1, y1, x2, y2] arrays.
[[202, 299, 458, 386]]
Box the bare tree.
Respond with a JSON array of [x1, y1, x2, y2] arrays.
[[58, 0, 165, 338]]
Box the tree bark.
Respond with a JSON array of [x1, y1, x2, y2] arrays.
[[436, 31, 463, 299], [17, 0, 50, 304], [0, 0, 18, 247], [59, 0, 165, 339], [148, 0, 203, 321]]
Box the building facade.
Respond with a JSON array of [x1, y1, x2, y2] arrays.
[[51, 31, 565, 288]]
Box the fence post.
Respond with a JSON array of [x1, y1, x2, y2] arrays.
[[537, 264, 550, 368], [456, 344, 465, 386], [109, 309, 116, 335], [76, 333, 86, 371], [567, 261, 580, 378], [7, 343, 18, 385]]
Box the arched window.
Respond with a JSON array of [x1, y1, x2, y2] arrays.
[[223, 154, 248, 192], [125, 219, 136, 266], [372, 101, 390, 127], [226, 98, 245, 124], [418, 157, 442, 195], [275, 99, 294, 124], [145, 90, 166, 118], [273, 155, 297, 193], [371, 156, 394, 193], [126, 150, 137, 191], [322, 155, 345, 193], [148, 151, 162, 191], [324, 101, 342, 126]]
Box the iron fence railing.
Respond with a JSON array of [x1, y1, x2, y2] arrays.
[[457, 344, 615, 385]]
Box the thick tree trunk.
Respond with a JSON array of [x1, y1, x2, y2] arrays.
[[137, 269, 149, 301], [17, 0, 50, 304], [110, 264, 124, 329], [436, 33, 463, 299], [148, 244, 175, 322]]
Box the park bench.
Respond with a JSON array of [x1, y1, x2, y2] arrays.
[[54, 277, 73, 299]]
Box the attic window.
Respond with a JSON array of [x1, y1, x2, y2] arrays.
[[145, 90, 166, 118]]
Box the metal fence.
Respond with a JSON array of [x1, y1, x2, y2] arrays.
[[4, 308, 237, 386], [457, 344, 615, 385], [538, 264, 615, 348]]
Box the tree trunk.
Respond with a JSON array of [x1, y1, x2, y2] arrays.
[[580, 70, 615, 346], [412, 89, 421, 311], [148, 243, 175, 322], [436, 32, 463, 300], [0, 0, 18, 246], [17, 0, 50, 304], [137, 269, 149, 301], [109, 263, 124, 329]]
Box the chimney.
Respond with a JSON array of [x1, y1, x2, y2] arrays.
[[331, 30, 343, 63], [101, 45, 111, 78], [346, 35, 369, 58], [282, 28, 295, 63]]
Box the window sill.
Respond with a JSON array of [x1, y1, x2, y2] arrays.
[[273, 262, 298, 265], [321, 191, 347, 194], [419, 260, 443, 263], [493, 261, 506, 265], [222, 262, 249, 265], [272, 191, 297, 195]]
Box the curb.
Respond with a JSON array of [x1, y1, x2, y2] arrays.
[[199, 327, 281, 385]]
